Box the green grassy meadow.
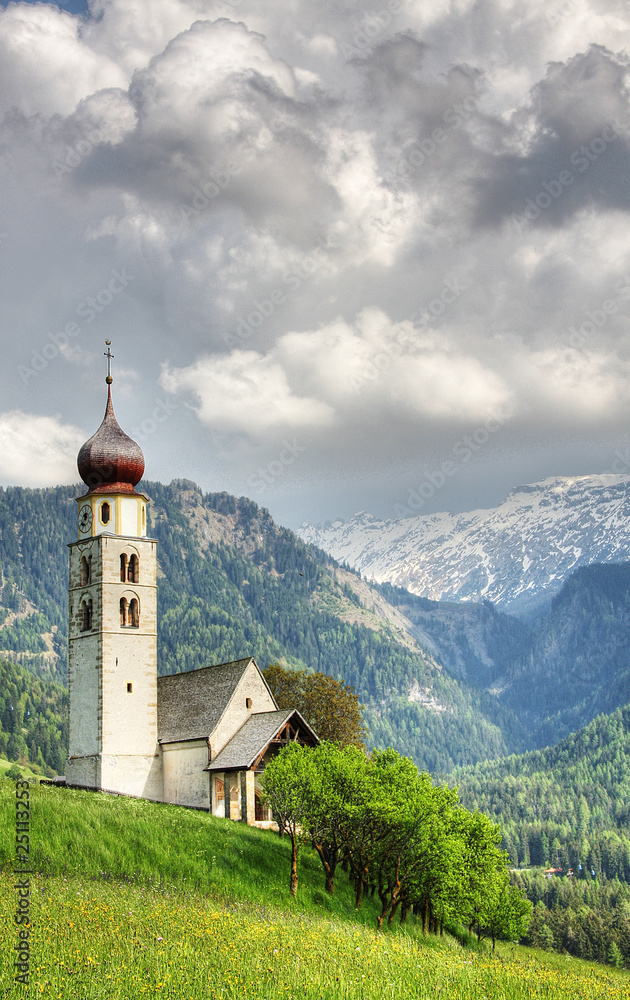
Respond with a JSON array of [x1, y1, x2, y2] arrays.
[[1, 781, 629, 999]]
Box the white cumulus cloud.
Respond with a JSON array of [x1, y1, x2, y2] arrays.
[[0, 412, 84, 488]]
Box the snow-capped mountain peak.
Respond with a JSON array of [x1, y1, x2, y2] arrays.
[[298, 475, 630, 616]]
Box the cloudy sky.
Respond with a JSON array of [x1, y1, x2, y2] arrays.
[[2, 0, 630, 528]]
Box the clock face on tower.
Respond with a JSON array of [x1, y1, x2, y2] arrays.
[[79, 504, 93, 533]]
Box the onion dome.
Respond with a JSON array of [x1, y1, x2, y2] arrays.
[[77, 386, 145, 495]]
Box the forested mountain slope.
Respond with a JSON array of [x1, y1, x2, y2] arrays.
[[453, 704, 630, 880], [0, 658, 67, 774], [496, 563, 630, 747], [0, 481, 528, 774], [375, 582, 532, 690], [380, 564, 630, 750]]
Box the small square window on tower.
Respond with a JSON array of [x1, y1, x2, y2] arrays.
[[126, 682, 133, 693], [245, 697, 252, 709]]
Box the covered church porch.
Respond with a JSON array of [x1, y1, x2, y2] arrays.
[[206, 709, 318, 828]]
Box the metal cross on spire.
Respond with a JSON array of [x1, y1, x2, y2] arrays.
[[104, 340, 114, 385]]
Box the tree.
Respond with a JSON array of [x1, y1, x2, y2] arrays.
[[264, 663, 366, 747], [484, 882, 533, 950], [260, 742, 316, 897], [456, 810, 506, 940], [301, 741, 369, 895]]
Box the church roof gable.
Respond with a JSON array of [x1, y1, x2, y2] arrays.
[[157, 657, 266, 744], [205, 709, 318, 772]]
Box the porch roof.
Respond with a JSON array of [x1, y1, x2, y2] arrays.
[[204, 708, 318, 772]]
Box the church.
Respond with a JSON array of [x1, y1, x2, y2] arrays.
[[64, 347, 318, 825]]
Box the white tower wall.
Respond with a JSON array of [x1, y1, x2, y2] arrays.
[[66, 528, 163, 800]]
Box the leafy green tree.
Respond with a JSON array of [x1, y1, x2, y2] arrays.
[[260, 742, 316, 897], [301, 741, 369, 895], [456, 810, 506, 940], [484, 882, 533, 950]]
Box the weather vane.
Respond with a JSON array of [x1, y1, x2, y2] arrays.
[[104, 340, 114, 385]]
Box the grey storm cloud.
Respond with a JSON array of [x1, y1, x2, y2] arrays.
[[2, 0, 630, 527], [474, 46, 630, 229]]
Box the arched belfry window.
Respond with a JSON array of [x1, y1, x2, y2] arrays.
[[129, 598, 139, 628], [120, 552, 139, 583], [120, 593, 140, 628], [80, 556, 91, 587], [81, 598, 93, 632], [100, 501, 111, 525]]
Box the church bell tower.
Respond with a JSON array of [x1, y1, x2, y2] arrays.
[[66, 343, 162, 799]]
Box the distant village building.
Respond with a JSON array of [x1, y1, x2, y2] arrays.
[[65, 346, 317, 824]]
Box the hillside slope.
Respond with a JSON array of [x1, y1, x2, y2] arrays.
[[496, 563, 630, 746], [299, 475, 630, 617], [3, 784, 627, 999], [378, 563, 630, 749], [453, 703, 630, 878]]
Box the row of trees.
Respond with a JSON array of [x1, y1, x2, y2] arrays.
[[261, 742, 532, 945]]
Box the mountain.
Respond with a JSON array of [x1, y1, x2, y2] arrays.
[[452, 702, 630, 879], [298, 475, 630, 617], [380, 562, 630, 748], [373, 582, 532, 690], [0, 657, 68, 774], [0, 480, 529, 774], [495, 562, 630, 746], [3, 479, 630, 776]]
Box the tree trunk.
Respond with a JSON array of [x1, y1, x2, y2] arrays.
[[388, 897, 401, 926], [289, 835, 299, 898], [400, 900, 409, 924], [378, 885, 392, 930], [313, 840, 336, 896], [422, 898, 428, 936]]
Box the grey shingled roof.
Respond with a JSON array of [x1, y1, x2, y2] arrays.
[[158, 657, 257, 744], [205, 709, 318, 772]]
